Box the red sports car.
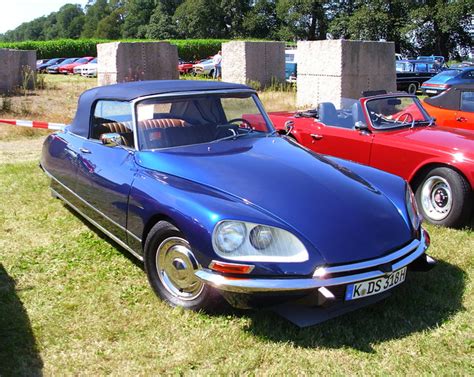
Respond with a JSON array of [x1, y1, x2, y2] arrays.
[[178, 59, 194, 74], [422, 84, 474, 130], [58, 57, 95, 74], [266, 93, 474, 228]]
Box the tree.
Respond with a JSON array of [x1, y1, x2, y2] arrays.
[[172, 0, 227, 38], [56, 4, 85, 38], [122, 0, 157, 38], [243, 0, 279, 39], [276, 0, 329, 41], [146, 2, 178, 39], [405, 0, 473, 58], [81, 0, 112, 38]]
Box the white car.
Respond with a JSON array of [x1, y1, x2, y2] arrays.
[[192, 59, 215, 76], [73, 58, 98, 77]]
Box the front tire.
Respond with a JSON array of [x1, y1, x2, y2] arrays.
[[144, 221, 220, 310], [407, 83, 418, 94], [415, 167, 472, 228]]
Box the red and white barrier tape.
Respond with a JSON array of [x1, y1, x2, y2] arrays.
[[0, 118, 66, 131]]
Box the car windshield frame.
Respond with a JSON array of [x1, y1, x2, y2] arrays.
[[132, 89, 275, 151], [364, 94, 433, 131]]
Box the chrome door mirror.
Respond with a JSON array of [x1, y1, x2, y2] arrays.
[[354, 121, 369, 131], [284, 120, 294, 135], [100, 133, 124, 147]]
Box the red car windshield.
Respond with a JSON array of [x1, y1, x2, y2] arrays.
[[366, 96, 432, 129]]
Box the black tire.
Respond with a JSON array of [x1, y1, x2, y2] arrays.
[[144, 221, 221, 310], [415, 167, 472, 228], [407, 83, 418, 95]]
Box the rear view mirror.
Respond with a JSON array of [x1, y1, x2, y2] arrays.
[[100, 133, 124, 147], [387, 99, 402, 105]]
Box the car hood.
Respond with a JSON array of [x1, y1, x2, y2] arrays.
[[385, 126, 474, 158], [135, 137, 413, 265]]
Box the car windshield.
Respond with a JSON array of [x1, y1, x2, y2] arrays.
[[135, 92, 273, 150], [76, 58, 90, 64], [366, 96, 431, 130], [90, 58, 97, 64], [61, 58, 76, 65], [396, 62, 413, 72]]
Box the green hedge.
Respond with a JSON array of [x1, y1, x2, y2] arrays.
[[0, 39, 227, 61]]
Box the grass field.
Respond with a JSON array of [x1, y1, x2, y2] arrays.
[[0, 75, 473, 375]]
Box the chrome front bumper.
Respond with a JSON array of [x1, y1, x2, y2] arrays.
[[195, 230, 431, 294]]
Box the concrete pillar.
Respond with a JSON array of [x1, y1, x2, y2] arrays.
[[0, 49, 36, 94], [222, 41, 285, 87], [297, 40, 396, 108], [97, 42, 179, 86]]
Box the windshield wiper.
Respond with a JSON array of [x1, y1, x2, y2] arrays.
[[213, 132, 252, 142]]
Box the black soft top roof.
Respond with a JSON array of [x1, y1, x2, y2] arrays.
[[69, 80, 253, 137], [424, 83, 474, 111]]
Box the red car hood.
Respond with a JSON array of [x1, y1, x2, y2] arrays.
[[383, 126, 474, 159]]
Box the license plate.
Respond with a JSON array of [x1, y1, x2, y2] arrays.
[[426, 89, 437, 94], [345, 267, 407, 301]]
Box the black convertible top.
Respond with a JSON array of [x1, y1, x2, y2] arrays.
[[424, 83, 474, 111], [69, 80, 253, 137]]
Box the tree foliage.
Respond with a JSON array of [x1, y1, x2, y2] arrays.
[[0, 0, 472, 58]]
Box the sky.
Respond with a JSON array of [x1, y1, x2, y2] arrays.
[[0, 0, 90, 33]]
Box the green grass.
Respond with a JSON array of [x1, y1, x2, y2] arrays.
[[0, 155, 473, 375]]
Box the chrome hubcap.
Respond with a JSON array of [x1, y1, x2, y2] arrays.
[[156, 237, 204, 300], [421, 176, 452, 221]]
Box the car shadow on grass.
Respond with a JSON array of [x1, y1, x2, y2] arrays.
[[238, 260, 466, 352], [0, 264, 43, 376]]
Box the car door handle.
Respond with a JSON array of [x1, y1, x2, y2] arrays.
[[311, 134, 323, 140], [80, 148, 91, 154], [456, 117, 467, 122]]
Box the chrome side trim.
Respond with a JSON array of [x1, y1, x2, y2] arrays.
[[195, 232, 428, 293], [322, 238, 420, 275], [43, 166, 143, 244], [51, 188, 143, 261]]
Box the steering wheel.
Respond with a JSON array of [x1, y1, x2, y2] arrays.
[[394, 112, 415, 127], [227, 118, 253, 130]]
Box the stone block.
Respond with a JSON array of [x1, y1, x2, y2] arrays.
[[97, 42, 179, 86], [222, 41, 285, 87], [0, 49, 36, 94], [297, 40, 396, 108]]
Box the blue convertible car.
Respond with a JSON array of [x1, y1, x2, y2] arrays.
[[40, 80, 435, 322]]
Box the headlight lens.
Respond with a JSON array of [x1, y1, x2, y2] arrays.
[[214, 221, 246, 253], [249, 225, 273, 250], [213, 221, 308, 262], [406, 185, 422, 230]]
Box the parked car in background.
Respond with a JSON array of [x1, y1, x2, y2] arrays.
[[192, 59, 214, 76], [59, 57, 94, 74], [267, 93, 474, 228], [73, 58, 98, 77], [47, 58, 78, 74], [285, 49, 298, 83], [36, 59, 49, 68], [395, 53, 405, 60], [417, 55, 445, 65], [40, 80, 435, 323], [422, 84, 474, 129], [178, 59, 194, 74], [396, 59, 445, 94], [421, 67, 474, 96], [37, 58, 66, 73]]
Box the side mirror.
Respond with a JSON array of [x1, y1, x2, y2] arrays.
[[284, 120, 294, 135], [354, 121, 369, 131], [100, 133, 124, 147]]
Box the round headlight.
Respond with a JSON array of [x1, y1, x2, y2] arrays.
[[249, 225, 273, 250], [215, 221, 246, 253]]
